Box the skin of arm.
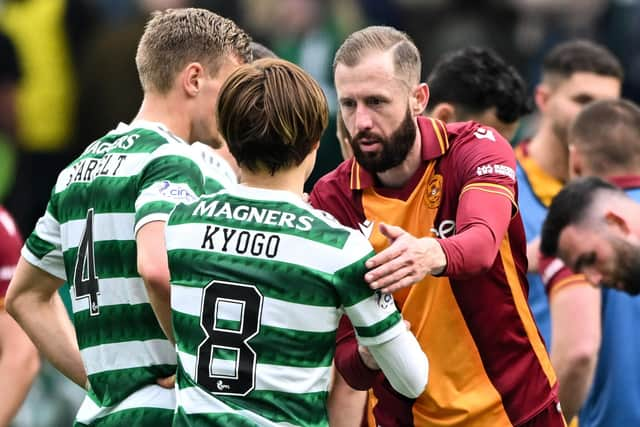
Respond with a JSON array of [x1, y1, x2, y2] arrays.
[[5, 258, 86, 388], [136, 220, 174, 343], [0, 309, 40, 426], [327, 365, 366, 427], [550, 284, 601, 422]]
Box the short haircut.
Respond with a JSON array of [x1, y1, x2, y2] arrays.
[[426, 46, 532, 123], [217, 58, 329, 175], [333, 26, 421, 86], [250, 42, 278, 60], [542, 39, 623, 83], [570, 98, 640, 174], [540, 176, 621, 256], [135, 8, 252, 94]]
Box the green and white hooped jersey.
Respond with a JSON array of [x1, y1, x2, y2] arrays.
[[21, 120, 211, 426], [166, 185, 404, 427]]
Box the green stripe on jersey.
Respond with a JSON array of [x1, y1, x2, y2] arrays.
[[87, 365, 175, 407], [173, 310, 335, 368], [25, 232, 58, 259], [353, 312, 403, 338]]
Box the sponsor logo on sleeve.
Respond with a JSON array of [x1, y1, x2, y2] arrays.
[[476, 164, 515, 180], [158, 180, 198, 203], [358, 220, 374, 239]]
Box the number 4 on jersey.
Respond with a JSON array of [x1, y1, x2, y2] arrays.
[[74, 208, 100, 316]]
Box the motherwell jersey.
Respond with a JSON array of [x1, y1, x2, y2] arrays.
[[0, 206, 22, 309], [311, 117, 558, 426]]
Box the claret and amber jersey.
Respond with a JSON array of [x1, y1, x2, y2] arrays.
[[311, 117, 558, 426], [0, 206, 22, 310]]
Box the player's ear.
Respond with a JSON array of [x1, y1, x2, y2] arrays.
[[604, 211, 630, 235], [428, 103, 456, 124], [411, 83, 429, 116], [534, 83, 551, 113], [568, 144, 583, 178], [182, 62, 205, 97]]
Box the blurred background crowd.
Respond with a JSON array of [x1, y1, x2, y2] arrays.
[[1, 0, 640, 425]]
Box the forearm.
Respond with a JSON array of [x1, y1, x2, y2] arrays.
[[438, 191, 511, 277], [8, 292, 85, 388], [327, 366, 367, 427], [554, 357, 597, 422], [0, 312, 40, 426], [144, 280, 174, 343]]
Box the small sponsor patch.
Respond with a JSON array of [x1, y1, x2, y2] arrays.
[[376, 291, 394, 309], [426, 174, 443, 208], [476, 164, 515, 180], [158, 180, 198, 203]]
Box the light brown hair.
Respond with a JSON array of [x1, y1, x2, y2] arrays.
[[135, 8, 252, 94], [570, 98, 640, 174], [217, 58, 329, 175], [333, 26, 421, 86]]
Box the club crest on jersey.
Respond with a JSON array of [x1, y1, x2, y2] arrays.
[[426, 174, 443, 208], [376, 291, 393, 310]]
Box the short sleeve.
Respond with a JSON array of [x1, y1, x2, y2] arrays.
[[134, 144, 206, 233], [453, 124, 518, 212], [21, 202, 66, 281], [332, 232, 403, 346]]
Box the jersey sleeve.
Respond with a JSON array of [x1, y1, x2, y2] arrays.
[[539, 254, 590, 298], [332, 232, 404, 346], [453, 124, 518, 212], [0, 208, 23, 307], [134, 143, 206, 233], [21, 201, 66, 281]]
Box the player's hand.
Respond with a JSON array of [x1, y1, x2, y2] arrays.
[[365, 223, 446, 293], [157, 374, 176, 389], [358, 320, 411, 370]]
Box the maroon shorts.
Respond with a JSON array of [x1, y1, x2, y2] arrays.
[[518, 400, 567, 427]]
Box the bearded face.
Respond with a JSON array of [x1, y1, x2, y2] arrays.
[[603, 235, 640, 295], [347, 107, 416, 173]]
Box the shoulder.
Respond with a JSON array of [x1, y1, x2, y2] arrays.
[[446, 121, 512, 151]]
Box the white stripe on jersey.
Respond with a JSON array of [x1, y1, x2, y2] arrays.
[[22, 245, 66, 281], [76, 384, 175, 424], [172, 284, 341, 333], [60, 212, 135, 249], [178, 351, 331, 394], [81, 339, 176, 376], [166, 223, 370, 275], [70, 277, 149, 313], [177, 385, 300, 426]]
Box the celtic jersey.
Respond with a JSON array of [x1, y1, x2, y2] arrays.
[[21, 120, 210, 426], [166, 185, 404, 427]]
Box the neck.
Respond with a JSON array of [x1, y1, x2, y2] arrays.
[[376, 131, 422, 188], [240, 167, 306, 198], [528, 120, 569, 183], [134, 93, 191, 142]]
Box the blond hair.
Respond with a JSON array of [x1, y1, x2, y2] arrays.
[[135, 8, 252, 93], [217, 58, 329, 175], [333, 26, 421, 86]]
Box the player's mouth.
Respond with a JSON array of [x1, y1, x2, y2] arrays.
[[357, 139, 382, 153]]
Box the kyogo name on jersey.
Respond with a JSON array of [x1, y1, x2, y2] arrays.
[[200, 225, 280, 258]]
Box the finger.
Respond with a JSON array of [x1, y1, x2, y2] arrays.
[[365, 256, 410, 283], [368, 265, 414, 290], [365, 241, 406, 269], [156, 374, 176, 389], [377, 275, 419, 294], [378, 223, 406, 241]]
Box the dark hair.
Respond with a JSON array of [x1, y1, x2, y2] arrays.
[[541, 177, 619, 256], [250, 41, 277, 60], [570, 98, 640, 174], [217, 58, 329, 175], [426, 46, 531, 123], [542, 39, 623, 81]]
